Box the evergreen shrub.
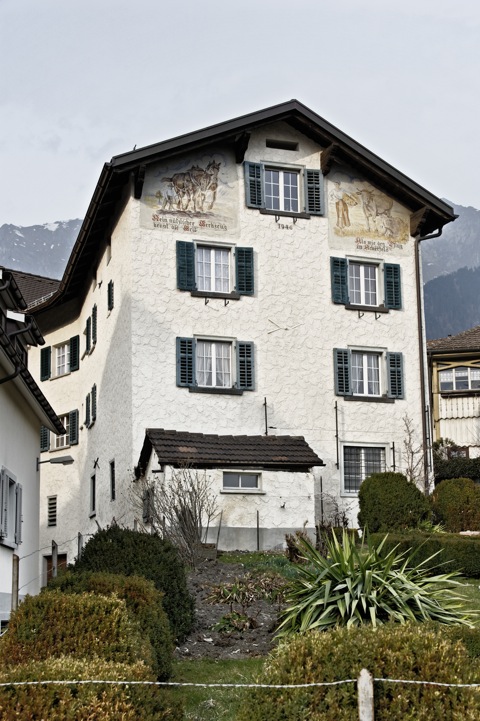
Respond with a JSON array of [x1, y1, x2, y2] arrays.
[[370, 531, 480, 577], [0, 591, 151, 667], [358, 472, 430, 532], [71, 526, 195, 641], [237, 624, 480, 721], [432, 477, 480, 532], [0, 657, 183, 721], [48, 572, 173, 679]]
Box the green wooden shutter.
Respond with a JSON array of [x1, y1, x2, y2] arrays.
[[235, 247, 254, 295], [331, 258, 349, 304], [86, 317, 92, 353], [387, 352, 404, 399], [334, 348, 351, 395], [176, 241, 196, 291], [70, 336, 80, 371], [176, 337, 195, 387], [40, 346, 51, 381], [92, 305, 97, 346], [244, 162, 264, 208], [40, 426, 50, 452], [91, 384, 97, 421], [14, 484, 22, 545], [107, 280, 114, 311], [69, 410, 79, 445], [85, 394, 91, 427], [384, 264, 402, 310], [304, 169, 323, 215], [237, 342, 255, 390]]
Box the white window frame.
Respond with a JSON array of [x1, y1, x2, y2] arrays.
[[196, 244, 231, 293], [264, 167, 300, 213], [0, 467, 22, 547], [54, 342, 71, 377], [196, 338, 233, 389], [348, 261, 378, 307], [53, 414, 70, 450], [439, 366, 480, 392], [341, 443, 388, 496], [351, 351, 381, 397], [222, 471, 262, 494]]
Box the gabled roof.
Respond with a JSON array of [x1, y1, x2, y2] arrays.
[[32, 99, 456, 315], [137, 429, 324, 476], [9, 270, 60, 309], [427, 325, 480, 354]]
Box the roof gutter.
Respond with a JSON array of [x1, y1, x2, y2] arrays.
[[415, 226, 443, 494]]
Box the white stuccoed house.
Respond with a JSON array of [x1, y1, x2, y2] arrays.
[[0, 269, 64, 622], [23, 100, 455, 573]]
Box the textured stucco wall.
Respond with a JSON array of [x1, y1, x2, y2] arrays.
[[30, 118, 428, 554]]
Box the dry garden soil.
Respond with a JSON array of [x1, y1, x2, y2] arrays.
[[174, 558, 286, 661]]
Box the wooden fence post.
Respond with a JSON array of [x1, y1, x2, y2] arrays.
[[358, 668, 374, 721]]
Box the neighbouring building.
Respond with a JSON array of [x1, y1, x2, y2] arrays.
[[428, 325, 480, 458], [24, 100, 455, 565], [0, 268, 63, 623]]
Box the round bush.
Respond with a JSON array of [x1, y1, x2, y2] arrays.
[[358, 472, 430, 532], [0, 657, 183, 720], [0, 591, 151, 667], [238, 624, 480, 721], [48, 572, 173, 679], [72, 526, 195, 641], [432, 477, 480, 532]]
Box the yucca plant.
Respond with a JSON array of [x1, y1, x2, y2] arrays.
[[277, 530, 476, 636]]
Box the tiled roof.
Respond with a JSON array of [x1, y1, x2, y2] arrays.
[[137, 429, 324, 475], [427, 325, 480, 353], [9, 270, 60, 309]]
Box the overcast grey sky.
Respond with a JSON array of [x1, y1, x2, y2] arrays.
[[1, 0, 479, 226]]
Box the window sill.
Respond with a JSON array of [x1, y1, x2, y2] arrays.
[[345, 304, 389, 314], [220, 489, 265, 495], [191, 290, 241, 301], [343, 395, 395, 403], [50, 371, 72, 381], [189, 386, 243, 395], [259, 208, 311, 219], [440, 390, 480, 398], [0, 538, 17, 549]]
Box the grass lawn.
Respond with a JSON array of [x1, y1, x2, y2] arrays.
[[458, 577, 480, 619], [170, 658, 265, 721]]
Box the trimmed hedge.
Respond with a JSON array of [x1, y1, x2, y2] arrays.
[[71, 526, 195, 641], [0, 591, 152, 667], [435, 456, 480, 483], [0, 657, 183, 720], [47, 572, 173, 679], [370, 531, 480, 577], [432, 477, 480, 532], [358, 472, 430, 532], [237, 623, 480, 720]]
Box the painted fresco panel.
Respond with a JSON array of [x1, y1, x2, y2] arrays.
[[141, 150, 239, 237], [327, 168, 410, 254]]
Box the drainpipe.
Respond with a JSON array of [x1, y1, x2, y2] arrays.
[[415, 226, 443, 494], [0, 363, 20, 385]]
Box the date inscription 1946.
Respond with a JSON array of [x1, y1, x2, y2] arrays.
[[277, 223, 293, 230]]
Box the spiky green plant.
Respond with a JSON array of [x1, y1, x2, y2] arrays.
[[277, 531, 476, 635]]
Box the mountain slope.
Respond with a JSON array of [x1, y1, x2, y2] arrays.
[[0, 220, 81, 279]]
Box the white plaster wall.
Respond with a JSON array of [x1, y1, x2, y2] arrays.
[[30, 198, 136, 572], [0, 378, 42, 617], [30, 119, 428, 551]]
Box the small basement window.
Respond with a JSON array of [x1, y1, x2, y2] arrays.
[[223, 472, 259, 490]]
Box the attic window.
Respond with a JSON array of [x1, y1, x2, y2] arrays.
[[265, 139, 299, 151]]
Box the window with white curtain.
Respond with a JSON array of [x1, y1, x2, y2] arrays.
[[196, 340, 231, 388], [351, 352, 380, 396], [196, 246, 230, 293]]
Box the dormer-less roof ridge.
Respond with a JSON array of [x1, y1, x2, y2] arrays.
[[427, 324, 480, 353], [31, 100, 457, 315], [136, 428, 324, 476]]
